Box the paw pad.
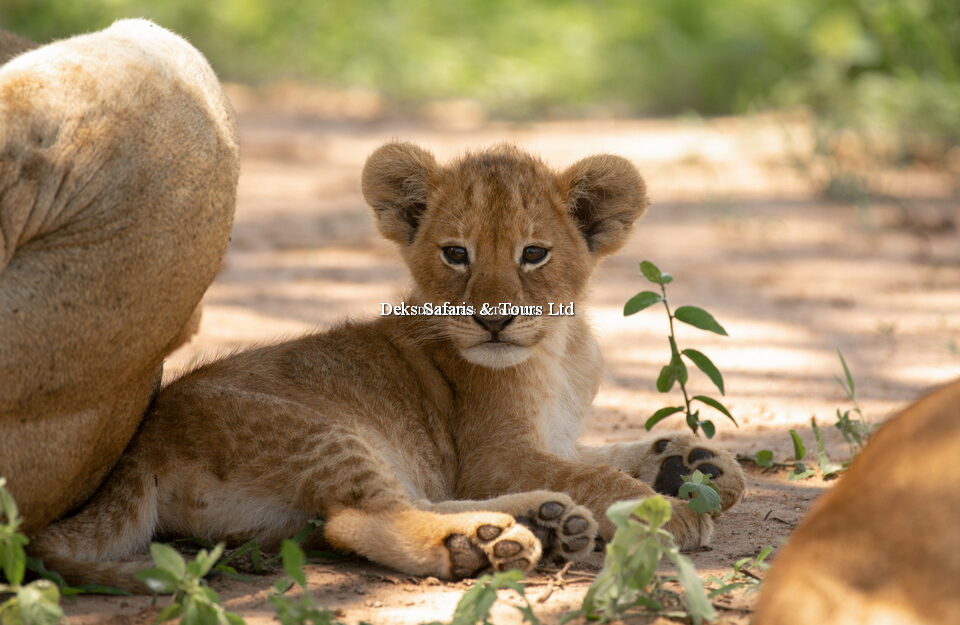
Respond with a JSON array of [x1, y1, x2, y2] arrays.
[[563, 516, 589, 535], [445, 534, 488, 578], [445, 518, 543, 579], [653, 455, 688, 497], [519, 498, 597, 562], [477, 524, 502, 541], [539, 501, 565, 520], [687, 448, 714, 463], [499, 558, 530, 571], [648, 434, 746, 511]]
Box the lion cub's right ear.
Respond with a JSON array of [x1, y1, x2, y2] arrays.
[[362, 142, 438, 245]]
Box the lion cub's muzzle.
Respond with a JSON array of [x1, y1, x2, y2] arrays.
[[472, 314, 516, 342]]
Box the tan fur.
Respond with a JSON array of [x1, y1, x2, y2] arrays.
[[0, 20, 238, 533], [32, 142, 744, 590], [754, 379, 960, 625]]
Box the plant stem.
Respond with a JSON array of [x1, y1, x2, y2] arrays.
[[659, 283, 694, 426]]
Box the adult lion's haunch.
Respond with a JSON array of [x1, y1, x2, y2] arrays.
[[0, 20, 238, 533], [32, 142, 745, 591]]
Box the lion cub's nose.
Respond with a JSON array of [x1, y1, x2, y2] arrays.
[[472, 315, 516, 334]]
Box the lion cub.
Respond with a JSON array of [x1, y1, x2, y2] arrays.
[[33, 143, 745, 590]]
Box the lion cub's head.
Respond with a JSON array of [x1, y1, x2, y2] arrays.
[[362, 143, 648, 369]]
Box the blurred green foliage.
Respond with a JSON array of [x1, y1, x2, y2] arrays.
[[2, 0, 958, 140]]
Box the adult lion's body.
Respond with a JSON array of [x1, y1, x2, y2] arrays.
[[32, 142, 745, 589], [0, 20, 238, 532], [754, 379, 960, 625]]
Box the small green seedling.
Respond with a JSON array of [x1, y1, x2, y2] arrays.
[[423, 569, 540, 625], [833, 351, 871, 455], [269, 540, 350, 625], [811, 418, 842, 478], [741, 417, 844, 480], [680, 470, 722, 551], [0, 477, 65, 625], [571, 496, 715, 625], [624, 260, 735, 438], [786, 429, 815, 480], [680, 470, 722, 518], [136, 543, 244, 625], [753, 449, 774, 469], [706, 545, 773, 598]]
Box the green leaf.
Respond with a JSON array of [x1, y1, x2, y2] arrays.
[[16, 582, 64, 625], [623, 291, 663, 316], [134, 568, 179, 594], [679, 473, 722, 515], [666, 551, 717, 625], [0, 479, 20, 526], [632, 496, 672, 530], [644, 406, 683, 430], [633, 595, 664, 611], [1, 539, 26, 587], [682, 349, 724, 395], [655, 364, 676, 393], [673, 306, 728, 336], [281, 540, 307, 588], [0, 598, 25, 625], [836, 349, 855, 399], [699, 419, 716, 439], [639, 260, 663, 284], [447, 571, 526, 625], [289, 519, 324, 546], [63, 583, 131, 597], [788, 464, 815, 481], [191, 544, 225, 580], [789, 429, 806, 461], [149, 544, 187, 579], [811, 418, 842, 478], [156, 604, 182, 623], [692, 395, 736, 426], [755, 449, 774, 468]]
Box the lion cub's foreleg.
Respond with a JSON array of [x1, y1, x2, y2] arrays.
[[577, 432, 746, 512]]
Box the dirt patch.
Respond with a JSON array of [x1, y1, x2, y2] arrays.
[[63, 108, 959, 624]]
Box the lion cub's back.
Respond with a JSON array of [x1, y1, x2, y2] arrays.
[[141, 320, 458, 493]]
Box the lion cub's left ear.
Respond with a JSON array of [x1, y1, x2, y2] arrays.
[[560, 155, 648, 257]]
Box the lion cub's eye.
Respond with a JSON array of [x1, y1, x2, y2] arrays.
[[442, 246, 469, 265], [521, 246, 549, 265]]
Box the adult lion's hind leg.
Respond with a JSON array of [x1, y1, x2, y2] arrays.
[[324, 506, 543, 579]]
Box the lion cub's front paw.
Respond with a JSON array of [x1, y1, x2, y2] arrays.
[[632, 433, 745, 511], [444, 516, 542, 579], [514, 496, 597, 562], [665, 495, 715, 551]]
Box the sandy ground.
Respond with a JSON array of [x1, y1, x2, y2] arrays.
[[61, 101, 959, 624]]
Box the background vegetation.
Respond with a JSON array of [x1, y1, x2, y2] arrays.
[[2, 0, 957, 132]]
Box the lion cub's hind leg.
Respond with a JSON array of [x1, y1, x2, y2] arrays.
[[324, 506, 543, 579], [301, 427, 544, 579]]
